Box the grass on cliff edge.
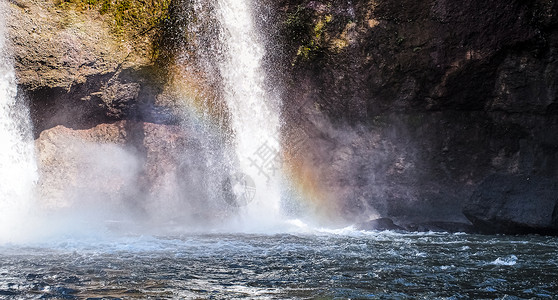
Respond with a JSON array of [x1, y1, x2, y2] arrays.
[[55, 0, 172, 37]]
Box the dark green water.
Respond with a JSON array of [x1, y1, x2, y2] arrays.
[[0, 231, 557, 299]]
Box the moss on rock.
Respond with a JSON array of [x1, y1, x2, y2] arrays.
[[55, 0, 172, 38]]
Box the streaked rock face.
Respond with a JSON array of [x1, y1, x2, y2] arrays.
[[274, 0, 558, 232]]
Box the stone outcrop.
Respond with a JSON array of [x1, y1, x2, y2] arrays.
[[6, 0, 176, 136], [7, 0, 129, 91]]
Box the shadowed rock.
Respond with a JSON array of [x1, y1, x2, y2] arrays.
[[463, 174, 558, 235], [357, 218, 404, 231]]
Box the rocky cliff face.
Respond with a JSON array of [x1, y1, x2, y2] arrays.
[[6, 0, 558, 234], [5, 0, 221, 223], [274, 0, 558, 233]]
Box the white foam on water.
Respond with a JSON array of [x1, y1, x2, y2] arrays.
[[490, 255, 518, 266], [0, 3, 38, 244]]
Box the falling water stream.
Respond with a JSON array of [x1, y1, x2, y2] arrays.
[[0, 1, 38, 243], [216, 0, 283, 228]]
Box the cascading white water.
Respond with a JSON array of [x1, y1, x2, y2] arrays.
[[216, 0, 283, 228], [0, 3, 38, 242]]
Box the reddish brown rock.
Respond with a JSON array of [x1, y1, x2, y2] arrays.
[[35, 121, 189, 213]]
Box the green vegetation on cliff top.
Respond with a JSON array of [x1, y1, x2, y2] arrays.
[[56, 0, 171, 36]]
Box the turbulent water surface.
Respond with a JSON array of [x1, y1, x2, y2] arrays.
[[0, 231, 556, 299]]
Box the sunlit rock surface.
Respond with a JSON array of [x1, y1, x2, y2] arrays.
[[35, 121, 221, 223]]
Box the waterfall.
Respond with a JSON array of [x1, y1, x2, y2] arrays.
[[0, 3, 38, 242], [216, 0, 283, 228]]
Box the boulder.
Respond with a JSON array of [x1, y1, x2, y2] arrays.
[[357, 218, 404, 231]]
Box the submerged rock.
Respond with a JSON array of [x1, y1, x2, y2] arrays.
[[357, 218, 404, 231]]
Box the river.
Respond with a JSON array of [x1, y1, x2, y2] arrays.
[[0, 230, 556, 299]]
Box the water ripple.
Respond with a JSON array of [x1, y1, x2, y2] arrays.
[[0, 232, 556, 299]]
